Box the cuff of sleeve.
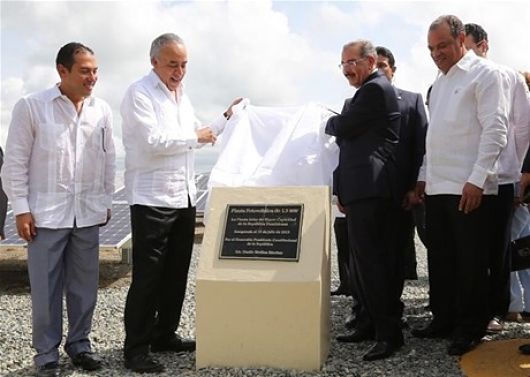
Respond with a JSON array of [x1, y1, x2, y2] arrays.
[[186, 133, 199, 148], [12, 198, 30, 216], [417, 166, 426, 182], [210, 115, 228, 135], [467, 165, 489, 189]]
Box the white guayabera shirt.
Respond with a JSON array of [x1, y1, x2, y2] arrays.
[[496, 64, 530, 185], [1, 85, 116, 228], [120, 70, 226, 209], [419, 50, 509, 195]]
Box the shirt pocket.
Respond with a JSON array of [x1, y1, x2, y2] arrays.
[[80, 122, 106, 154], [38, 123, 67, 151], [443, 86, 464, 124]]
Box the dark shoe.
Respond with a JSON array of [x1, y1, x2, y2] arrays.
[[151, 336, 196, 353], [411, 322, 452, 339], [344, 314, 357, 330], [447, 337, 480, 356], [504, 312, 523, 322], [331, 287, 351, 296], [124, 354, 165, 373], [519, 343, 530, 354], [336, 328, 375, 343], [35, 362, 59, 377], [362, 340, 403, 361], [72, 352, 102, 371]]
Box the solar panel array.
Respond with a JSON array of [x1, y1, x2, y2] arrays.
[[2, 209, 23, 246], [1, 173, 211, 249]]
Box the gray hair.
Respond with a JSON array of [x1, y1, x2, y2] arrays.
[[342, 39, 377, 59], [150, 33, 184, 60], [429, 15, 464, 39]]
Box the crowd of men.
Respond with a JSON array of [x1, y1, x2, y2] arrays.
[[1, 12, 529, 377]]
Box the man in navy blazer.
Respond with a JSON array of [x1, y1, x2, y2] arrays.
[[325, 39, 402, 361], [376, 46, 428, 293]]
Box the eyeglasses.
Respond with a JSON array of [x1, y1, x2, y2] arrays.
[[338, 58, 366, 69]]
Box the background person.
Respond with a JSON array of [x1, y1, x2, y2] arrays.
[[464, 23, 530, 332]]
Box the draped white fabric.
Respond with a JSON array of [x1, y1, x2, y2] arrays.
[[208, 100, 338, 191]]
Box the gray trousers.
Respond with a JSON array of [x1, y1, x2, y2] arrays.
[[28, 226, 99, 367]]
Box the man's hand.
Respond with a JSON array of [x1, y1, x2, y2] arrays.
[[99, 209, 112, 227], [520, 173, 530, 202], [196, 127, 217, 144], [414, 181, 426, 203], [337, 201, 347, 214], [458, 182, 483, 214], [16, 212, 36, 242], [224, 97, 243, 119], [402, 190, 423, 210]]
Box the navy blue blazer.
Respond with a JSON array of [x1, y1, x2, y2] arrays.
[[393, 87, 428, 200], [326, 71, 401, 205]]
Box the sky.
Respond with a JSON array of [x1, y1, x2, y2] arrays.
[[1, 0, 529, 167]]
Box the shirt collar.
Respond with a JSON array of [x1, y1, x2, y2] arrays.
[[45, 84, 95, 106], [148, 69, 184, 102], [445, 49, 476, 76]]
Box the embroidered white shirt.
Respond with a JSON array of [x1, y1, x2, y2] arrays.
[[120, 70, 226, 208], [497, 65, 530, 184], [419, 50, 508, 195], [1, 85, 115, 228]]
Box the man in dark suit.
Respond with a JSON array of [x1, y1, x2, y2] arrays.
[[376, 46, 428, 296], [325, 39, 402, 361]]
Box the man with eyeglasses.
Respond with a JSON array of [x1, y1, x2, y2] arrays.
[[120, 33, 241, 373], [464, 22, 530, 333], [326, 39, 403, 361]]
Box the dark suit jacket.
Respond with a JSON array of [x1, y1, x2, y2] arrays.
[[326, 71, 401, 205], [393, 87, 428, 200]]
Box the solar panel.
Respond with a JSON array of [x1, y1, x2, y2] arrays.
[[0, 187, 130, 250], [1, 210, 25, 246], [195, 172, 210, 216], [99, 187, 131, 249], [1, 174, 210, 250]]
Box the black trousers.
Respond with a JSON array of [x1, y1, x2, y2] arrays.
[[124, 203, 196, 358], [346, 198, 402, 342], [333, 217, 352, 295], [395, 208, 418, 280], [488, 184, 515, 318], [425, 195, 494, 338]]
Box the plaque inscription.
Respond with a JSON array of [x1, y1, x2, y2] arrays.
[[219, 204, 304, 261]]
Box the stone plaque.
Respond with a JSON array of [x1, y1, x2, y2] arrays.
[[219, 204, 304, 261]]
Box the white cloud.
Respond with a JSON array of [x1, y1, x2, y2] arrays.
[[1, 0, 529, 154]]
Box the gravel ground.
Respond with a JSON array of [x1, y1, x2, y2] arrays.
[[1, 233, 529, 377]]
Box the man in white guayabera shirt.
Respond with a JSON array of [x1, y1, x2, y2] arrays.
[[120, 33, 241, 374], [1, 43, 115, 377], [412, 15, 508, 356], [463, 22, 530, 333]]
